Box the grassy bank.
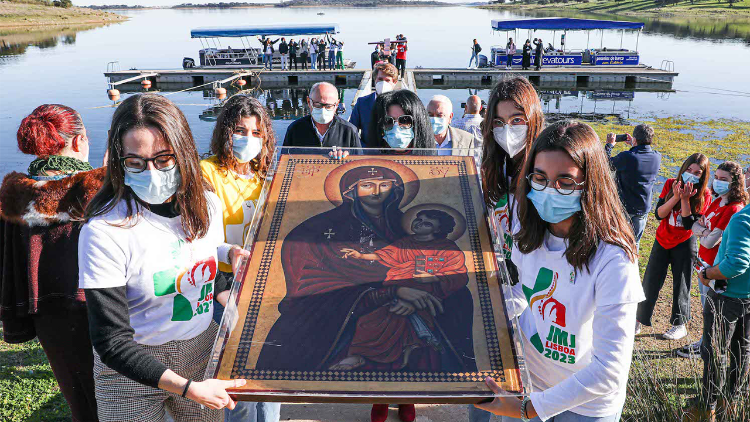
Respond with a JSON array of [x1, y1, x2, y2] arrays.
[[479, 0, 750, 18], [0, 0, 128, 28], [1, 117, 747, 420]]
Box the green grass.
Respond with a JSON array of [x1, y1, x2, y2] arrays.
[[0, 327, 71, 422], [480, 0, 750, 18]]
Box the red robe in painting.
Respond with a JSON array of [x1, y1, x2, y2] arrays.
[[347, 237, 468, 368]]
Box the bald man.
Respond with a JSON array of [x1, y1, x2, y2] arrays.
[[451, 95, 484, 162], [426, 95, 475, 157], [283, 82, 361, 153]]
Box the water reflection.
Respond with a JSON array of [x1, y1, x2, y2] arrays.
[[0, 25, 103, 63], [523, 10, 750, 44]]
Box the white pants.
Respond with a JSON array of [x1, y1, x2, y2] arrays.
[[280, 54, 288, 70]]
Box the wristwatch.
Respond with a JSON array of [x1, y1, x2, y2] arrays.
[[520, 396, 532, 422], [702, 267, 710, 281]]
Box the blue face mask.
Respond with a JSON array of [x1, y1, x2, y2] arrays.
[[682, 171, 700, 185], [430, 117, 449, 135], [124, 168, 181, 205], [713, 179, 731, 196], [232, 134, 262, 163], [383, 125, 414, 149], [527, 181, 583, 224]]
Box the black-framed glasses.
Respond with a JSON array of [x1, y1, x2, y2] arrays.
[[492, 116, 528, 128], [121, 154, 177, 173], [310, 100, 338, 111], [384, 115, 414, 130], [527, 172, 585, 195]]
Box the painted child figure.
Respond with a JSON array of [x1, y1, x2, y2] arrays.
[[333, 209, 468, 371]]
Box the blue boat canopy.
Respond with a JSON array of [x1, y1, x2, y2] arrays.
[[491, 18, 644, 31], [191, 23, 340, 38]]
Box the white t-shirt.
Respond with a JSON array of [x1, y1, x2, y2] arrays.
[[509, 231, 645, 420], [79, 192, 231, 346]]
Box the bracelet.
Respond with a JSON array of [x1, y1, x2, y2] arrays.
[[181, 379, 192, 398], [520, 396, 532, 422]]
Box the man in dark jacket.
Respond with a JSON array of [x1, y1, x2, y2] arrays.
[[288, 39, 298, 71], [349, 62, 398, 148], [605, 124, 662, 248], [283, 82, 361, 153], [533, 38, 544, 70], [279, 37, 289, 70]]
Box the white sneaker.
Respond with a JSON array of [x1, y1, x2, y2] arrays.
[[635, 321, 642, 335], [676, 339, 702, 358], [662, 324, 687, 340]]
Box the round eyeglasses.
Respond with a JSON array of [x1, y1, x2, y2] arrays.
[[121, 154, 177, 173], [384, 115, 414, 130], [527, 172, 585, 195]]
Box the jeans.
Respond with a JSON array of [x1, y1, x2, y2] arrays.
[[213, 294, 281, 422], [506, 54, 513, 67], [629, 213, 649, 249], [310, 52, 317, 69], [468, 406, 622, 422], [280, 53, 288, 70], [264, 53, 272, 70], [637, 236, 698, 326], [701, 290, 750, 408], [469, 51, 479, 67], [328, 52, 335, 69]]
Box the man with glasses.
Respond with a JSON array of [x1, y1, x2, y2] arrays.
[[282, 82, 361, 153], [426, 95, 476, 157]]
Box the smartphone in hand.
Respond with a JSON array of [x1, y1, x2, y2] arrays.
[[615, 134, 629, 142]]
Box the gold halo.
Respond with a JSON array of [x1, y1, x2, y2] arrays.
[[401, 203, 467, 241], [323, 159, 420, 208]]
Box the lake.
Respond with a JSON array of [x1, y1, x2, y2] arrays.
[[1, 6, 749, 176]]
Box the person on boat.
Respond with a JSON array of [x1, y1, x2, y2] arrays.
[[533, 38, 544, 71], [349, 62, 398, 147], [258, 37, 279, 70], [326, 34, 337, 70], [474, 120, 644, 422], [201, 95, 281, 422], [80, 94, 248, 422], [468, 75, 545, 422], [522, 39, 532, 70], [310, 38, 318, 70], [506, 38, 516, 70], [317, 37, 328, 70], [289, 38, 298, 71], [300, 39, 309, 71], [0, 104, 105, 422], [278, 37, 289, 71], [395, 35, 408, 79]]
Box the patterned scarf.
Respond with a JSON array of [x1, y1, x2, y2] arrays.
[[27, 155, 93, 177]]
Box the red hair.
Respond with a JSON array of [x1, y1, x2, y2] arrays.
[[17, 104, 84, 157]]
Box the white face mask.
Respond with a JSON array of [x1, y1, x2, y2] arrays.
[[231, 134, 262, 163], [124, 168, 181, 205], [493, 124, 528, 157], [375, 81, 394, 95], [310, 104, 336, 125]]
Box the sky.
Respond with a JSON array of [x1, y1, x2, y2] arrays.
[[77, 0, 474, 5]]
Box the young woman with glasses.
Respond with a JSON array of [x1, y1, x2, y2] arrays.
[[475, 120, 644, 422], [368, 89, 435, 155], [79, 94, 249, 422]]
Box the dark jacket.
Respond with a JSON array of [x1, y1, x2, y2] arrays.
[[473, 43, 481, 54], [371, 50, 381, 68], [283, 115, 362, 151], [606, 143, 662, 215], [289, 42, 298, 55], [279, 41, 289, 54], [349, 92, 377, 147], [0, 167, 106, 343]]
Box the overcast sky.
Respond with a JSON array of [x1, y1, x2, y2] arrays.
[[77, 0, 475, 5]]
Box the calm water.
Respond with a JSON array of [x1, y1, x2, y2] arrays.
[[1, 6, 749, 176]]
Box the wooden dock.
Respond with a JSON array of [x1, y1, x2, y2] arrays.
[[104, 66, 676, 93]]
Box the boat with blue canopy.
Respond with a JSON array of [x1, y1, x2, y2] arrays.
[[187, 23, 341, 68], [489, 18, 644, 68]]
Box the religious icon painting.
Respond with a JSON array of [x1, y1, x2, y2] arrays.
[[209, 153, 524, 403]]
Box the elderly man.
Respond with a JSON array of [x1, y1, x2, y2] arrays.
[[283, 82, 361, 153], [426, 95, 477, 157], [452, 95, 484, 163], [349, 62, 398, 148]]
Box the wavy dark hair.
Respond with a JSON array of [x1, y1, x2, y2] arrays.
[[514, 120, 637, 272], [481, 76, 544, 206], [209, 94, 274, 178], [664, 153, 710, 214], [368, 90, 436, 152], [716, 161, 749, 205], [85, 93, 213, 240]]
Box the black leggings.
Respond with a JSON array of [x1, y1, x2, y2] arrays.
[[290, 53, 297, 70], [637, 236, 697, 326], [701, 290, 750, 407]]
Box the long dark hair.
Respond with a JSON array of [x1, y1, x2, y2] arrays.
[[717, 161, 749, 205], [85, 94, 213, 240], [664, 153, 710, 214], [368, 90, 436, 151], [514, 120, 637, 272], [481, 76, 544, 206], [209, 94, 274, 178]]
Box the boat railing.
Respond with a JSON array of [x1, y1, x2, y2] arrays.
[[660, 60, 675, 72]]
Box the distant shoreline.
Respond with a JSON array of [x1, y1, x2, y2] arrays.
[[0, 2, 128, 28], [476, 0, 750, 18], [86, 1, 453, 11]]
